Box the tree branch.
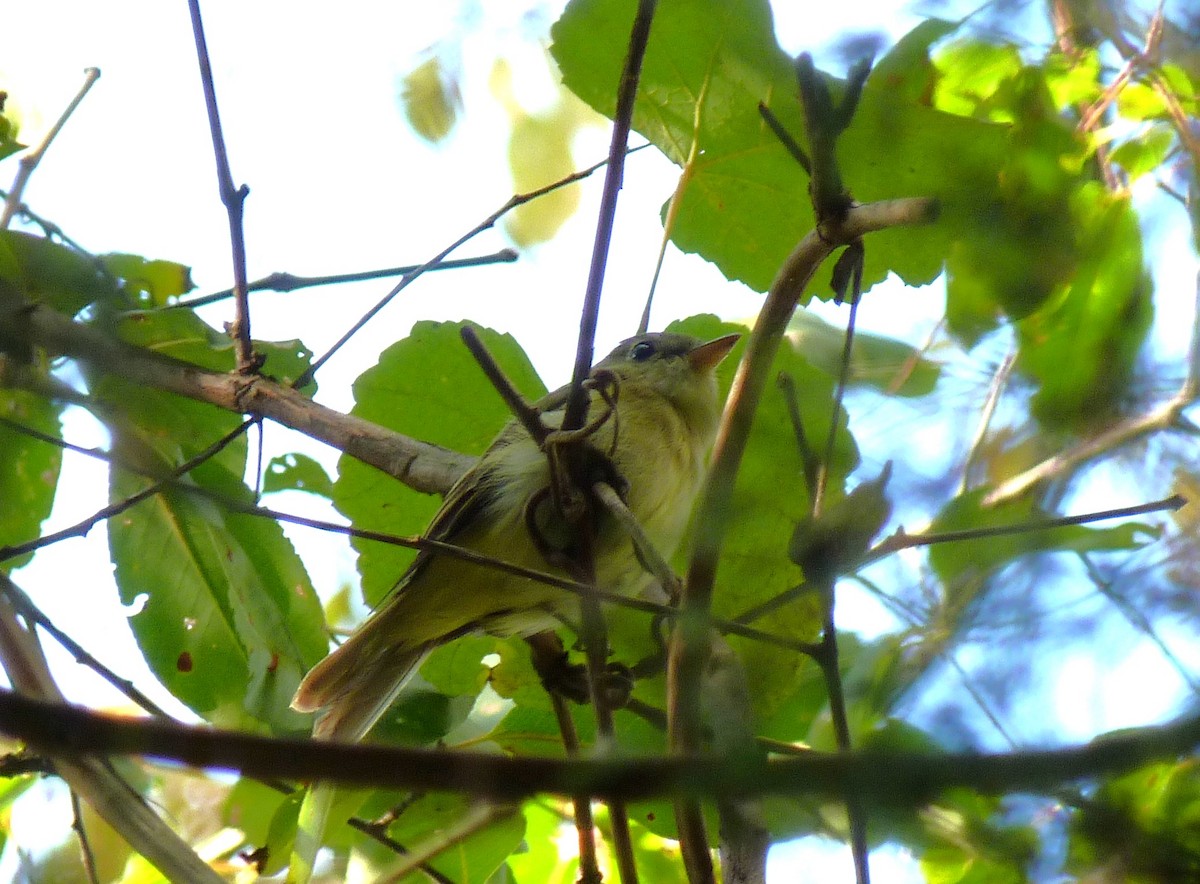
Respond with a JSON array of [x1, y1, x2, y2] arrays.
[[2, 689, 1198, 804], [0, 68, 101, 230], [0, 576, 224, 883], [172, 249, 518, 310], [670, 195, 937, 757], [19, 297, 472, 493]]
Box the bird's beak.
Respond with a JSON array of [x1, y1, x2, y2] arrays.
[[688, 333, 740, 371]]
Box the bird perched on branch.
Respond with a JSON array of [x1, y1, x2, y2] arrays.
[[291, 331, 739, 742]]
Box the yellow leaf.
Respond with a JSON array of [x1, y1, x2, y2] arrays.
[[399, 57, 458, 143]]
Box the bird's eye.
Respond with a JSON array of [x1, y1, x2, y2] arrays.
[[629, 340, 656, 362]]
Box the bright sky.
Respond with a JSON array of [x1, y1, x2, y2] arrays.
[[3, 0, 1195, 880]]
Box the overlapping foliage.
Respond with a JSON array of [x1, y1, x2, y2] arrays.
[[0, 0, 1198, 880]]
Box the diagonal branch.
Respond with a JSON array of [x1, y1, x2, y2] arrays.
[[0, 68, 101, 230], [669, 197, 936, 746], [985, 272, 1200, 506], [297, 145, 648, 387], [15, 294, 472, 492], [0, 575, 224, 883]]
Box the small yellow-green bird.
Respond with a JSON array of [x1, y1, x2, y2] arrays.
[[291, 331, 739, 742]]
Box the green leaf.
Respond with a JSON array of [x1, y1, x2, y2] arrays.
[[109, 466, 327, 732], [932, 40, 1023, 120], [554, 6, 1008, 298], [928, 490, 1156, 592], [370, 688, 467, 746], [0, 390, 62, 571], [0, 231, 118, 315], [256, 337, 316, 390], [1067, 759, 1200, 879], [487, 705, 579, 757], [383, 793, 526, 884], [920, 842, 1024, 884], [1117, 81, 1169, 120], [787, 309, 940, 396], [263, 453, 334, 497], [0, 109, 23, 162], [100, 253, 194, 307], [421, 635, 501, 697], [554, 0, 805, 293], [506, 802, 573, 884], [223, 777, 290, 847], [1109, 123, 1176, 182], [789, 464, 892, 582], [1015, 186, 1150, 428], [104, 307, 234, 369], [1044, 47, 1102, 109], [103, 307, 316, 391], [1158, 64, 1196, 107], [333, 320, 545, 607], [260, 790, 303, 877], [942, 59, 1094, 341], [400, 56, 459, 143]]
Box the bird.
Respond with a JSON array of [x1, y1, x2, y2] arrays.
[[291, 330, 739, 742]]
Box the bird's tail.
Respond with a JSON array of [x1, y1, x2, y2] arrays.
[[292, 638, 431, 742], [288, 638, 430, 882]]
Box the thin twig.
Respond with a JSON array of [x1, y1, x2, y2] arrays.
[[172, 249, 519, 310], [377, 803, 521, 884], [0, 187, 92, 253], [756, 102, 811, 174], [777, 372, 819, 499], [815, 584, 869, 884], [865, 494, 1183, 564], [0, 416, 822, 658], [1078, 2, 1164, 133], [558, 5, 658, 881], [959, 349, 1016, 494], [1081, 554, 1200, 694], [0, 68, 100, 230], [639, 73, 711, 335], [593, 481, 681, 598], [69, 789, 101, 884], [563, 1, 657, 431], [813, 285, 861, 517], [551, 692, 602, 884], [0, 578, 172, 718], [851, 574, 1019, 748], [813, 258, 870, 883], [298, 146, 647, 387], [0, 418, 254, 564], [460, 325, 551, 445], [186, 0, 256, 372]]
